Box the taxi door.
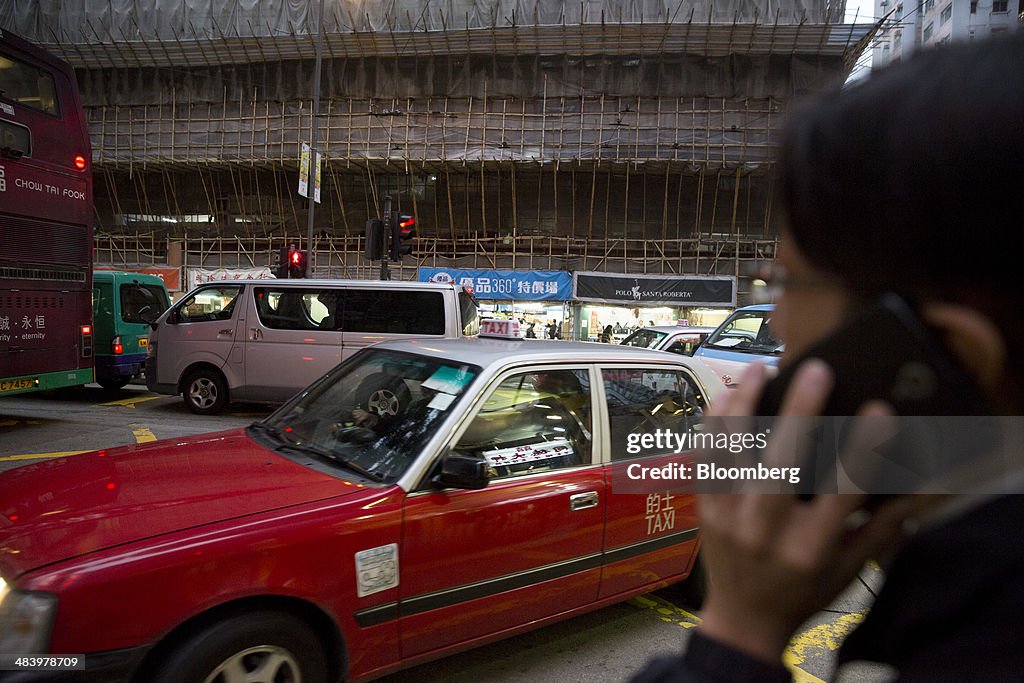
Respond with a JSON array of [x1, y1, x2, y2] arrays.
[[399, 366, 604, 658], [597, 365, 705, 598]]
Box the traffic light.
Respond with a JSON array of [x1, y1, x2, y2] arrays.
[[287, 248, 308, 278], [275, 247, 290, 278], [365, 218, 385, 261], [389, 212, 415, 261]]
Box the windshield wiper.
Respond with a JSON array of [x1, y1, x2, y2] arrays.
[[276, 441, 386, 483], [249, 421, 284, 443]]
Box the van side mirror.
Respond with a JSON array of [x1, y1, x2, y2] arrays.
[[432, 453, 490, 490], [137, 304, 156, 325]]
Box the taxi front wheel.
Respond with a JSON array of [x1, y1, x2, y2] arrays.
[[150, 611, 329, 683]]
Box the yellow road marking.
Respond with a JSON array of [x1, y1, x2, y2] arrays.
[[0, 450, 89, 462], [100, 395, 162, 408], [629, 594, 702, 628], [132, 426, 157, 443], [784, 610, 867, 682], [0, 419, 43, 427], [633, 594, 859, 683]]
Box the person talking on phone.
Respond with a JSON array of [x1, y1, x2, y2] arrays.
[[632, 34, 1024, 682]]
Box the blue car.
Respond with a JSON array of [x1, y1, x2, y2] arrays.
[[693, 304, 783, 386]]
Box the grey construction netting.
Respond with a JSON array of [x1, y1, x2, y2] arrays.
[[4, 0, 848, 40], [1, 0, 869, 170], [1, 0, 872, 250]]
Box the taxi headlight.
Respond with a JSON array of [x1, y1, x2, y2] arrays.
[[0, 578, 57, 654]]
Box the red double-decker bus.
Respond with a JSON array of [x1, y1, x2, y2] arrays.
[[0, 29, 94, 395]]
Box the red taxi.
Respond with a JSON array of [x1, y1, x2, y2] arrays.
[[0, 336, 723, 682]]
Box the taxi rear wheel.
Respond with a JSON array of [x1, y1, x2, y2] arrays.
[[671, 554, 708, 609], [151, 611, 329, 683], [184, 368, 228, 415]]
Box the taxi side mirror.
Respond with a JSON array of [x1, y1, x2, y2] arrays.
[[432, 453, 490, 490]]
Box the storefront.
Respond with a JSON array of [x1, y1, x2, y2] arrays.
[[571, 272, 736, 341], [418, 268, 574, 337]]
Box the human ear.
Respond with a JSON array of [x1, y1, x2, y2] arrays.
[[921, 304, 1007, 393]]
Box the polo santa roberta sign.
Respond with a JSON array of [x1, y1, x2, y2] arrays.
[[573, 272, 736, 307]]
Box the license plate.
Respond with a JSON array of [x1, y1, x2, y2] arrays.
[[138, 338, 149, 347], [0, 378, 36, 393]]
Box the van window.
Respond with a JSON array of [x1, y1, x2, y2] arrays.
[[120, 284, 169, 324], [178, 285, 242, 323], [254, 287, 331, 330], [342, 289, 445, 335]]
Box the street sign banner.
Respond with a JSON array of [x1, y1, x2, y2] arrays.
[[298, 143, 310, 198]]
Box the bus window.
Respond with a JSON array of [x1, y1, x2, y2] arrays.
[[0, 53, 60, 116]]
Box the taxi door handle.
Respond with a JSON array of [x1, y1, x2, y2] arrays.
[[569, 491, 599, 511]]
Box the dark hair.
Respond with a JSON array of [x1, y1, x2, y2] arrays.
[[779, 35, 1024, 301]]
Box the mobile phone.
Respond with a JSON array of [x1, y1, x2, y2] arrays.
[[755, 293, 993, 495], [757, 293, 989, 417]]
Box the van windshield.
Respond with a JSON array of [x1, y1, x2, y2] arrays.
[[254, 349, 481, 485], [704, 310, 784, 354], [459, 291, 480, 336]]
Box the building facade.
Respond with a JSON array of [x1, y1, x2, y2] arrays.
[[874, 0, 1021, 66], [3, 0, 871, 298]]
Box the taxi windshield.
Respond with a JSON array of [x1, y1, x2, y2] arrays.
[[704, 310, 783, 354], [620, 328, 667, 348], [254, 349, 480, 485]]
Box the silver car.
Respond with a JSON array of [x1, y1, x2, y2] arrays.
[[620, 325, 717, 357]]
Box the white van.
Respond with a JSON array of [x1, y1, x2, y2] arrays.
[[146, 279, 479, 414]]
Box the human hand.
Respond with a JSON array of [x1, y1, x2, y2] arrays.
[[696, 361, 936, 663]]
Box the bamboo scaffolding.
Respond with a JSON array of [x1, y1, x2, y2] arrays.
[[65, 5, 862, 283]]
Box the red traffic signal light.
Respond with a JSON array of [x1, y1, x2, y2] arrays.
[[276, 246, 308, 278], [288, 249, 308, 278], [389, 212, 416, 261]]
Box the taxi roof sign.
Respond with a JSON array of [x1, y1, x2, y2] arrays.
[[479, 318, 521, 339]]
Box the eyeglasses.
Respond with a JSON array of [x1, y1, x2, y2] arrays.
[[751, 264, 842, 304]]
